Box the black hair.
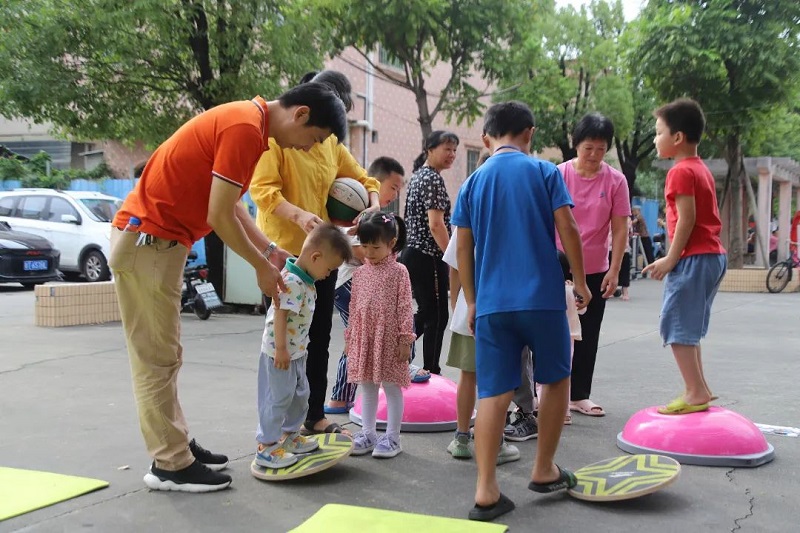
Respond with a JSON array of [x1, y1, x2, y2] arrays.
[[278, 82, 348, 144], [572, 112, 615, 150], [306, 70, 353, 112], [483, 101, 535, 138], [413, 130, 460, 172], [298, 71, 318, 84], [557, 250, 570, 281], [654, 98, 705, 144], [356, 211, 407, 253], [368, 156, 405, 180], [307, 222, 353, 263]]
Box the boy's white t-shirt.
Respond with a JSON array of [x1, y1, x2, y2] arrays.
[[261, 261, 317, 360], [442, 227, 473, 336], [444, 227, 584, 339]]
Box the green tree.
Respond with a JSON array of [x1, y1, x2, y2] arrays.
[[0, 0, 331, 145], [610, 76, 658, 197], [633, 0, 800, 268], [502, 1, 626, 161], [743, 105, 800, 162], [318, 0, 541, 142]]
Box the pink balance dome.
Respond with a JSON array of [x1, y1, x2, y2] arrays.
[[617, 406, 774, 467], [349, 374, 474, 432]]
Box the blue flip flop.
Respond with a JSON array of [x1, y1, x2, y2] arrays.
[[324, 403, 353, 415], [409, 364, 431, 383]]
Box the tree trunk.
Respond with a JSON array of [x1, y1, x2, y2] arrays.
[[558, 141, 576, 163], [415, 89, 433, 147], [726, 134, 744, 269], [620, 157, 638, 200]]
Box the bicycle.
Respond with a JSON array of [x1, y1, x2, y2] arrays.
[[766, 241, 800, 293]]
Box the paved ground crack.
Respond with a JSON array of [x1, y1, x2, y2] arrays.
[[727, 468, 755, 533], [731, 488, 755, 532], [13, 487, 149, 530], [0, 349, 118, 376]]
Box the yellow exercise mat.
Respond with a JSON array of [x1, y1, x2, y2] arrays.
[[0, 467, 109, 521], [290, 504, 508, 533]]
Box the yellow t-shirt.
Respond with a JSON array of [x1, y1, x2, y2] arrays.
[[250, 136, 380, 255]]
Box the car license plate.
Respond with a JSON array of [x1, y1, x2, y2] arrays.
[[23, 260, 48, 271]]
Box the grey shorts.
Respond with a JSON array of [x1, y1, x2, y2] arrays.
[[660, 254, 727, 346]]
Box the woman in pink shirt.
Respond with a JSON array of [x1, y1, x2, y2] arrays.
[[557, 113, 631, 417]]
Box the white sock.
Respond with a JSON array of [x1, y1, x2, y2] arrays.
[[359, 382, 379, 438], [383, 382, 404, 441]]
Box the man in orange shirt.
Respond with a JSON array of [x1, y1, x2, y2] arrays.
[[110, 82, 347, 493]]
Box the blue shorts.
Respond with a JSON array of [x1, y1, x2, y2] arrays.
[[475, 311, 570, 399], [660, 253, 727, 346]]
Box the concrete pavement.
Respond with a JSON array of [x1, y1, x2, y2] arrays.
[[0, 279, 798, 532]]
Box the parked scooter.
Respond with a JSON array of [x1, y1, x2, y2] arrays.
[[181, 251, 222, 320]]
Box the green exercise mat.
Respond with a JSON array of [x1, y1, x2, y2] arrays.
[[0, 467, 109, 521], [290, 504, 508, 533]]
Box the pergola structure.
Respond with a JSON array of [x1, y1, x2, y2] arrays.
[[654, 157, 800, 267]]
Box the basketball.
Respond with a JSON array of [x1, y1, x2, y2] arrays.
[[326, 177, 369, 225]]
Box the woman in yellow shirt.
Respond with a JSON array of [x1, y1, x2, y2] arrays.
[[250, 70, 380, 435]]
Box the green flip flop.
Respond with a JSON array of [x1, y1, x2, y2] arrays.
[[658, 398, 710, 415]]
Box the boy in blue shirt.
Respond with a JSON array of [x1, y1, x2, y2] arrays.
[[452, 101, 590, 521]]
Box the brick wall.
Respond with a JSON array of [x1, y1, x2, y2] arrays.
[[328, 50, 489, 211], [100, 140, 151, 179]]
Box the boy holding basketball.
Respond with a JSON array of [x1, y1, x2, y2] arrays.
[[643, 98, 726, 415], [254, 224, 352, 469]]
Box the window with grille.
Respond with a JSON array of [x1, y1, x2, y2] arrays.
[[466, 149, 481, 178], [378, 46, 404, 70]]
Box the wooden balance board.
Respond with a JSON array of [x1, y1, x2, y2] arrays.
[[251, 433, 353, 481], [568, 454, 680, 502]]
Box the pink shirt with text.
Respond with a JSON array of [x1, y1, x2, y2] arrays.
[[557, 160, 631, 274]]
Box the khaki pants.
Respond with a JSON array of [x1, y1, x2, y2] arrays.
[[110, 228, 192, 470]]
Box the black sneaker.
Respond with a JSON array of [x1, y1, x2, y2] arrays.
[[504, 411, 538, 441], [144, 460, 232, 493], [189, 438, 229, 471]]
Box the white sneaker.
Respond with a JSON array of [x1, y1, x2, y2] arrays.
[[282, 432, 319, 454], [496, 442, 520, 465], [255, 442, 298, 469], [352, 431, 378, 456], [372, 434, 402, 458]]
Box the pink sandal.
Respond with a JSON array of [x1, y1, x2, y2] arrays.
[[569, 399, 606, 417]]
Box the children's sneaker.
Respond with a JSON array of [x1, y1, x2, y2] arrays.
[[447, 432, 472, 459], [189, 438, 229, 471], [254, 442, 298, 469], [496, 442, 521, 465], [504, 412, 538, 441], [351, 431, 377, 456], [372, 434, 402, 458], [143, 460, 232, 493], [282, 432, 320, 454]]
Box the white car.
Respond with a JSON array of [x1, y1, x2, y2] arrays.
[[0, 189, 122, 282]]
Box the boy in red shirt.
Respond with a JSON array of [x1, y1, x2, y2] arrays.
[[644, 98, 727, 415]]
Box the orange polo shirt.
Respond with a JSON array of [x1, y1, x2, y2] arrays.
[[114, 97, 270, 247]]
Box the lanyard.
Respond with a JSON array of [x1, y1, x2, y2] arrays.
[[493, 145, 520, 154]]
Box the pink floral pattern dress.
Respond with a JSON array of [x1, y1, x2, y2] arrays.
[[345, 254, 416, 387]]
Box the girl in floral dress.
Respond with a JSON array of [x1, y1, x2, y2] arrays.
[[346, 212, 415, 458]]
